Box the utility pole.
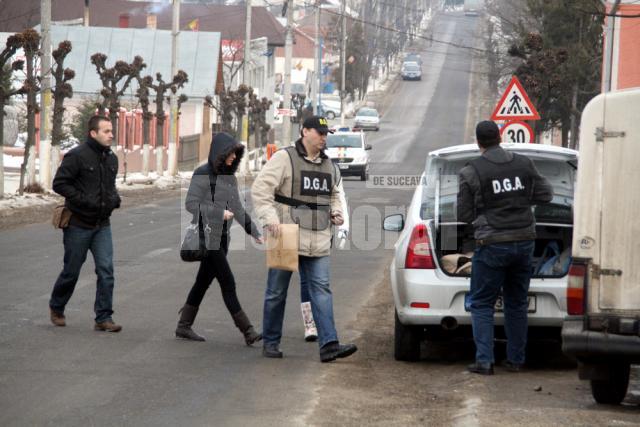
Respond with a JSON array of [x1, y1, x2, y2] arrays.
[[243, 0, 252, 85], [168, 0, 180, 176], [603, 0, 621, 92], [340, 0, 346, 126], [312, 0, 320, 114], [84, 0, 90, 26], [39, 0, 52, 190], [282, 0, 293, 146]]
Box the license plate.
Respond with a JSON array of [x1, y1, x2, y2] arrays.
[[464, 294, 537, 313], [338, 164, 349, 169]]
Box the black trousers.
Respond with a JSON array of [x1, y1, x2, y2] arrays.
[[185, 235, 242, 315]]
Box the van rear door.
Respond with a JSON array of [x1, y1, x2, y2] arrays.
[[574, 89, 640, 313]]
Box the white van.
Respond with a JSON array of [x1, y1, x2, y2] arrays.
[[561, 88, 640, 405]]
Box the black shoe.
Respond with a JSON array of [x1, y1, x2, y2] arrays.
[[262, 344, 283, 358], [320, 342, 358, 363], [501, 360, 524, 372], [467, 362, 494, 375]]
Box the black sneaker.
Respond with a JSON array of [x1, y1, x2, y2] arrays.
[[320, 342, 358, 363], [467, 362, 494, 375], [501, 360, 524, 372], [262, 344, 283, 358]]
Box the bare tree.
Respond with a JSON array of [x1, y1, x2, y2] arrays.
[[50, 40, 75, 178], [0, 34, 26, 198], [149, 70, 188, 175], [19, 29, 41, 195], [135, 75, 154, 176], [90, 53, 146, 145]]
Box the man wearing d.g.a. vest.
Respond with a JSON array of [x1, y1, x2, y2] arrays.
[[458, 121, 552, 376], [252, 115, 358, 363], [469, 153, 535, 230]]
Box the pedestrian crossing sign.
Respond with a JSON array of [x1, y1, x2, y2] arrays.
[[491, 76, 540, 121]]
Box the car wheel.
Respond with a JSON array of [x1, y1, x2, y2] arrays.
[[360, 169, 368, 181], [394, 310, 421, 361], [590, 363, 630, 404], [326, 111, 336, 120]]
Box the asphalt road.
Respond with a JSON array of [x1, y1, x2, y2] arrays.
[[1, 10, 638, 427]]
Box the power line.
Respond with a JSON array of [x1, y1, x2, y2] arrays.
[[303, 3, 489, 54]]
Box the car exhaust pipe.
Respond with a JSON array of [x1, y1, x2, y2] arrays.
[[441, 316, 458, 331]]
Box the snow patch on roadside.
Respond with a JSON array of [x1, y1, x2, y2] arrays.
[[0, 192, 60, 210]]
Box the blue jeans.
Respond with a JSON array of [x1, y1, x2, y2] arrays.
[[300, 274, 310, 303], [469, 240, 534, 365], [49, 225, 115, 323], [263, 256, 338, 348]]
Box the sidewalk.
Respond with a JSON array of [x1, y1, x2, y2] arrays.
[[0, 172, 189, 230]]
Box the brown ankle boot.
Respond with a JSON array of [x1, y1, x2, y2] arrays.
[[232, 310, 262, 346], [50, 308, 66, 327], [175, 304, 205, 341]]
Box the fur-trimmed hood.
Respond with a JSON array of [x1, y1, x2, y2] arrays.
[[209, 132, 244, 175]]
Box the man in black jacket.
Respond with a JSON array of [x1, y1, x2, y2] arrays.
[[49, 115, 122, 332], [457, 120, 553, 375]]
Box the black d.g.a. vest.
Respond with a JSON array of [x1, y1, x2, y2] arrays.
[[275, 146, 338, 231], [469, 153, 536, 230]]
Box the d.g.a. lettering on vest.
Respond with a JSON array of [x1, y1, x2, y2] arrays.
[[274, 146, 337, 231], [470, 154, 536, 230]]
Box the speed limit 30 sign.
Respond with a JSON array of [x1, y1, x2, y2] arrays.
[[501, 121, 534, 144]]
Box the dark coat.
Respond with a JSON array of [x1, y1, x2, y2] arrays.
[[185, 133, 261, 249], [457, 145, 553, 243], [52, 136, 121, 227]]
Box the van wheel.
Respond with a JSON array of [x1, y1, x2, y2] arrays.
[[326, 111, 336, 120], [590, 363, 630, 404], [394, 310, 421, 361], [360, 169, 368, 181]]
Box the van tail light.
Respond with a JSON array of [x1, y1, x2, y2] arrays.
[[567, 263, 587, 315], [405, 223, 435, 269]]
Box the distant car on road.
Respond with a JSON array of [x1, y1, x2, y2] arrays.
[[384, 143, 578, 361], [317, 99, 342, 120], [325, 130, 371, 181], [401, 62, 422, 81], [404, 53, 422, 65], [353, 108, 380, 131]]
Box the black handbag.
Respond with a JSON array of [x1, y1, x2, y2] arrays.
[[180, 213, 211, 262]]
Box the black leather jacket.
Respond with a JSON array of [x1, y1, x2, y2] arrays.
[[52, 137, 121, 227]]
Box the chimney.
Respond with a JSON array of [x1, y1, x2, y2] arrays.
[[146, 13, 157, 30], [119, 14, 130, 29], [84, 0, 90, 27]]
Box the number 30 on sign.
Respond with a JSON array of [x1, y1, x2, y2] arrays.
[[501, 121, 534, 144]]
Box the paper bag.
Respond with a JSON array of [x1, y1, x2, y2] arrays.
[[51, 205, 72, 229], [266, 224, 299, 272]]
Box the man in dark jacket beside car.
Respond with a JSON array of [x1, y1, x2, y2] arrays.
[[49, 115, 123, 332], [458, 120, 553, 375]]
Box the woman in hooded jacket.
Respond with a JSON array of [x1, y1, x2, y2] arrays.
[[176, 132, 263, 345]]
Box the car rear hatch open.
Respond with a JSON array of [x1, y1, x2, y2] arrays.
[[421, 149, 577, 279]]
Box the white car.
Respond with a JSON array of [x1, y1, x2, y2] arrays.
[[384, 143, 578, 361], [353, 108, 380, 131], [325, 131, 371, 181]]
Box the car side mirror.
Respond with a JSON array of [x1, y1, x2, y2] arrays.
[[365, 144, 372, 150], [383, 214, 404, 232]]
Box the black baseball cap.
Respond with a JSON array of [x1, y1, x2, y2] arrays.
[[475, 120, 500, 142], [302, 116, 334, 135]]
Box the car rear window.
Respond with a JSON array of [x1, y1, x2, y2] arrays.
[[420, 154, 576, 224], [357, 109, 378, 117], [326, 134, 362, 148], [404, 65, 420, 72]]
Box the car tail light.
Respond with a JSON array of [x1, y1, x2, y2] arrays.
[[567, 263, 586, 315], [410, 302, 430, 309], [405, 223, 435, 269]]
